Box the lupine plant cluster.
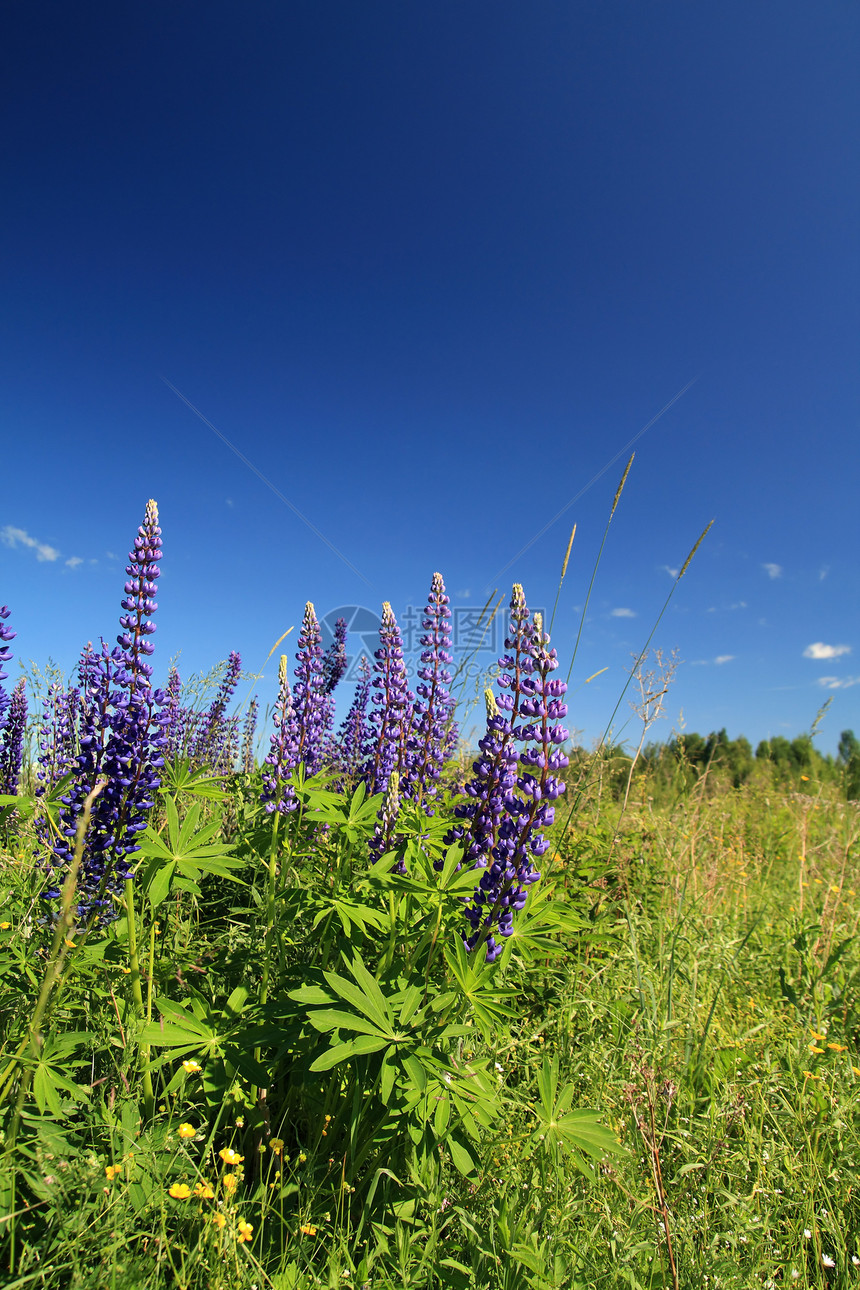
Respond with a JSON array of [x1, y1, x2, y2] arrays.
[[4, 496, 858, 1290]]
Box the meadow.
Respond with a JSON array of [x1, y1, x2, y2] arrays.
[[1, 500, 859, 1290]]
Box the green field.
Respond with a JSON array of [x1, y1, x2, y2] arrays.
[[2, 746, 859, 1289]]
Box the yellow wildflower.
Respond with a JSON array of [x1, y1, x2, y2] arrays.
[[810, 1030, 827, 1041], [193, 1181, 215, 1198], [852, 1067, 860, 1077], [0, 922, 11, 930], [298, 1152, 307, 1163], [178, 1123, 196, 1139], [105, 1164, 121, 1181], [169, 1183, 192, 1200], [219, 1147, 244, 1165], [827, 1043, 847, 1052], [223, 1173, 238, 1194], [236, 1218, 254, 1243], [235, 1116, 245, 1128], [809, 1045, 824, 1055], [270, 1138, 284, 1154], [803, 1071, 822, 1080], [299, 1223, 318, 1236], [182, 1059, 202, 1074], [212, 1212, 227, 1229]]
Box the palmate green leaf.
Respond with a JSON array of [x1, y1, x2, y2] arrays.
[[324, 957, 396, 1034], [161, 757, 227, 801], [311, 897, 387, 938], [138, 798, 243, 884], [309, 1033, 390, 1072], [307, 1008, 388, 1038], [537, 1109, 624, 1161], [500, 882, 590, 965]]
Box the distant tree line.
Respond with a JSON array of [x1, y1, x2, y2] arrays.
[[568, 729, 860, 801]]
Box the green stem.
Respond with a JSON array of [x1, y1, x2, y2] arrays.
[[124, 878, 155, 1122]]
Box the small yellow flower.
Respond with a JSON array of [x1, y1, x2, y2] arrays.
[[299, 1223, 318, 1236], [852, 1066, 860, 1077], [827, 1043, 847, 1052], [270, 1138, 284, 1154], [236, 1218, 253, 1243], [803, 1071, 822, 1080], [235, 1116, 244, 1128], [178, 1123, 196, 1139], [182, 1059, 202, 1074], [212, 1212, 227, 1229], [169, 1183, 192, 1200], [219, 1148, 244, 1165], [119, 965, 131, 974], [64, 937, 76, 947], [810, 1030, 827, 1041], [0, 922, 11, 930], [222, 1173, 238, 1194], [193, 1181, 215, 1199], [809, 1045, 824, 1055], [800, 775, 809, 781], [105, 1164, 121, 1181], [298, 1152, 307, 1163]]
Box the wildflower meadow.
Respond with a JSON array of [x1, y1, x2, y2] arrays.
[[2, 497, 860, 1290]]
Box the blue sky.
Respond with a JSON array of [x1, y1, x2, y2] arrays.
[[2, 1, 858, 755]]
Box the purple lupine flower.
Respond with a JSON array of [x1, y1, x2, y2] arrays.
[[261, 656, 300, 814], [46, 502, 166, 922], [0, 605, 16, 732], [364, 602, 413, 797], [401, 573, 454, 813], [241, 696, 259, 773], [322, 618, 348, 695], [448, 587, 569, 962], [0, 678, 27, 796], [191, 651, 242, 771], [162, 665, 185, 761], [330, 654, 372, 787], [35, 683, 78, 795], [293, 603, 328, 776]]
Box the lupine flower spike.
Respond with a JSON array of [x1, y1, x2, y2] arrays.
[[46, 501, 166, 921], [401, 572, 454, 813], [447, 586, 569, 961], [0, 678, 27, 796], [365, 602, 412, 797], [293, 603, 328, 776]]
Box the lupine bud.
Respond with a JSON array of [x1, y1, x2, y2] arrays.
[[261, 656, 300, 814]]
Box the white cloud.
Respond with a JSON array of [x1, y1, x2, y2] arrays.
[[817, 675, 860, 690], [65, 556, 83, 569], [819, 566, 829, 581], [225, 498, 235, 508], [762, 562, 782, 579], [714, 655, 735, 665], [1, 524, 60, 562], [455, 589, 471, 600], [661, 564, 679, 579], [610, 607, 636, 618], [803, 642, 851, 660]]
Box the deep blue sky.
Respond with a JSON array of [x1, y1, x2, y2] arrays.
[[2, 2, 858, 754]]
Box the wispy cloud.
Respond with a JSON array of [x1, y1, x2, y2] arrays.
[[762, 562, 782, 579], [65, 556, 83, 569], [1, 525, 60, 562], [691, 655, 735, 666], [819, 566, 829, 581], [714, 655, 735, 665], [661, 564, 679, 580], [803, 642, 852, 660], [610, 607, 636, 618], [817, 675, 860, 690]]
